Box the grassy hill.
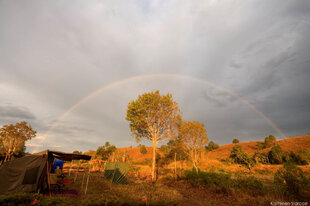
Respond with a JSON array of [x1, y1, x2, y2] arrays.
[[206, 135, 310, 160]]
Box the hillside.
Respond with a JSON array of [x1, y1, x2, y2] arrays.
[[117, 146, 152, 163], [206, 135, 310, 160]]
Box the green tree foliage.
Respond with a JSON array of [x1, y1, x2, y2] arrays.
[[274, 163, 310, 197], [253, 152, 269, 164], [232, 138, 239, 144], [96, 142, 116, 160], [230, 145, 255, 172], [205, 141, 219, 152], [72, 150, 82, 154], [139, 144, 147, 154], [0, 121, 36, 162], [179, 120, 208, 174], [126, 90, 181, 181], [268, 145, 283, 164]]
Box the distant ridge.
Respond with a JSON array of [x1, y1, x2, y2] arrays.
[[206, 135, 310, 160]]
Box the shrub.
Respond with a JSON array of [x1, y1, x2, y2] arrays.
[[274, 163, 310, 197], [233, 175, 264, 193], [139, 144, 147, 154], [268, 145, 283, 164], [253, 152, 269, 164], [232, 138, 239, 144], [205, 141, 219, 152], [184, 169, 231, 193], [230, 145, 255, 172]]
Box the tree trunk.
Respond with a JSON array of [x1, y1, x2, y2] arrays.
[[151, 140, 157, 182]]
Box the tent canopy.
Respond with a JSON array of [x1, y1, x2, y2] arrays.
[[35, 150, 91, 161]]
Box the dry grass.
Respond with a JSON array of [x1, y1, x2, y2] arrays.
[[206, 135, 310, 160]]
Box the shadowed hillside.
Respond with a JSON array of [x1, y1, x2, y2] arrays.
[[206, 135, 310, 160]]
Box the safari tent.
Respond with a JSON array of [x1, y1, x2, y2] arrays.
[[0, 150, 91, 195], [104, 162, 129, 184]]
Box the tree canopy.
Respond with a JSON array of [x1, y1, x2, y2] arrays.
[[0, 121, 36, 162]]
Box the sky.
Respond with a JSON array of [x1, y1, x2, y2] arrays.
[[0, 0, 309, 153]]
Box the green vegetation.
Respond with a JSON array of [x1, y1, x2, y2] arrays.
[[183, 169, 264, 195], [274, 163, 310, 198], [179, 120, 208, 174], [257, 134, 276, 149], [232, 138, 239, 144], [230, 145, 255, 172], [95, 142, 116, 160], [126, 90, 181, 182], [205, 141, 219, 151], [139, 144, 147, 154], [0, 121, 36, 163]]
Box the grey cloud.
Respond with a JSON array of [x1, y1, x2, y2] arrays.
[[0, 105, 36, 120], [0, 0, 309, 152]]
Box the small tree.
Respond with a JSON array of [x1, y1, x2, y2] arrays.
[[230, 145, 255, 172], [268, 145, 283, 164], [232, 138, 239, 144], [139, 144, 147, 154], [179, 120, 208, 174], [126, 91, 181, 182], [96, 141, 116, 160], [0, 121, 36, 162], [72, 150, 82, 154], [274, 162, 309, 197], [264, 135, 276, 148], [205, 141, 219, 152]]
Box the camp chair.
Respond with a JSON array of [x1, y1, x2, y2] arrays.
[[49, 169, 72, 192]]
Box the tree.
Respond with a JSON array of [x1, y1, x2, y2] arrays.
[[96, 141, 116, 160], [232, 138, 239, 144], [230, 145, 255, 172], [268, 145, 283, 164], [205, 141, 219, 152], [179, 120, 208, 174], [0, 121, 36, 162], [126, 91, 181, 181], [139, 144, 147, 154], [72, 150, 82, 154]]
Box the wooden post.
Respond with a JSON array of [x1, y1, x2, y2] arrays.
[[68, 160, 73, 176], [85, 162, 91, 195], [74, 160, 80, 182]]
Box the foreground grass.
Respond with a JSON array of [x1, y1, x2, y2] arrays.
[[1, 168, 309, 206]]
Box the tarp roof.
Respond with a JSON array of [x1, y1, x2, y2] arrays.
[[34, 150, 91, 161]]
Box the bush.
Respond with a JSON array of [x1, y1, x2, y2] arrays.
[[268, 145, 283, 164], [253, 152, 269, 164], [184, 169, 264, 195], [205, 141, 219, 152], [139, 144, 147, 154], [184, 169, 231, 193], [230, 145, 255, 171], [232, 138, 239, 144], [233, 175, 264, 193], [274, 163, 310, 197]]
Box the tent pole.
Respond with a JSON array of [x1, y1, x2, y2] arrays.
[[85, 161, 91, 195], [74, 160, 80, 182], [69, 160, 73, 176]]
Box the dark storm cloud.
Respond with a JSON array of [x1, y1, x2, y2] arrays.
[[0, 0, 309, 152], [0, 105, 36, 120]]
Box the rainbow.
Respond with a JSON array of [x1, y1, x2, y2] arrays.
[[31, 73, 287, 153]]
